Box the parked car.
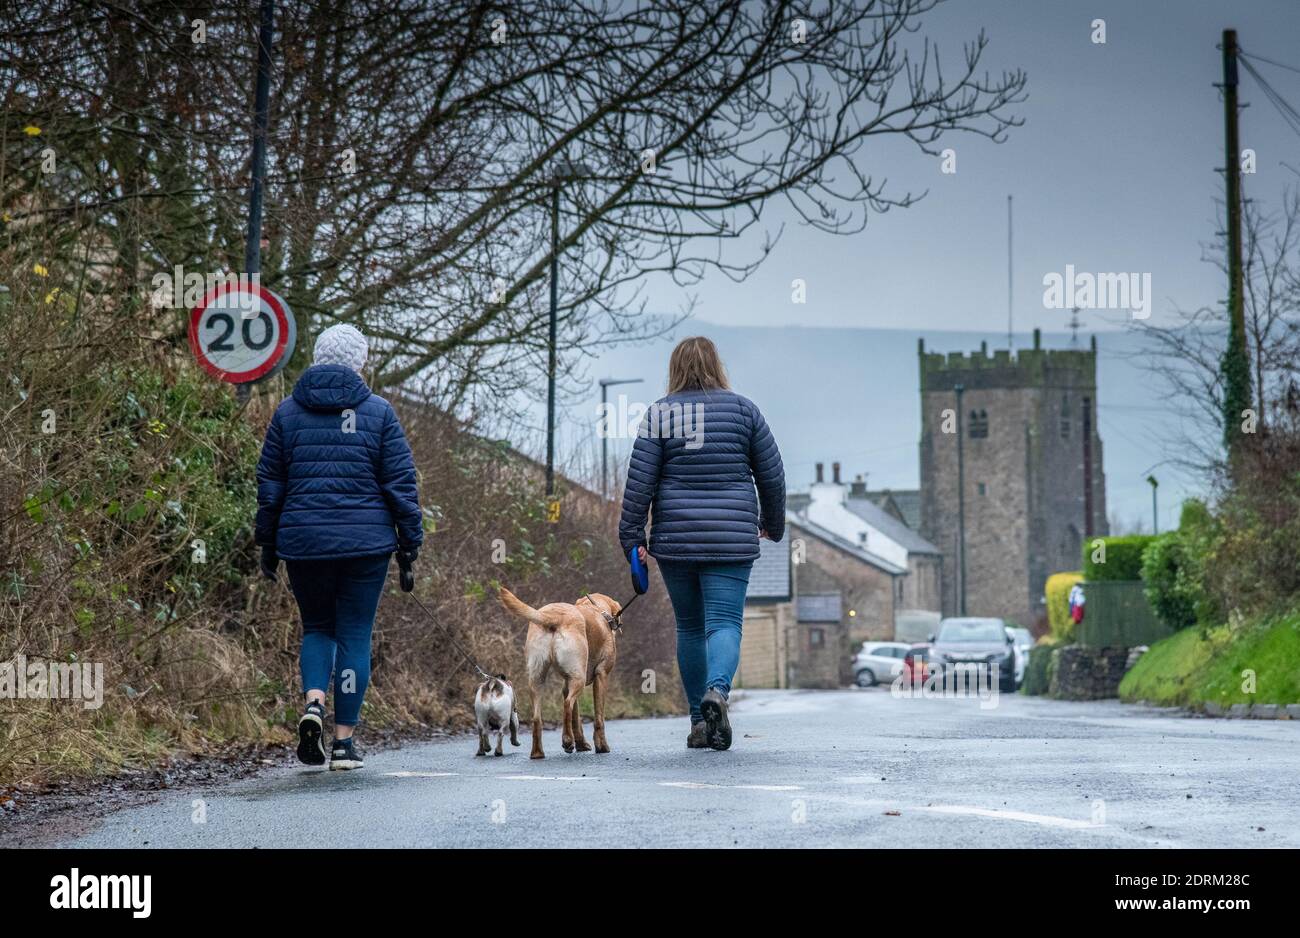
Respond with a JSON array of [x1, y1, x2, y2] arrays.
[[1007, 626, 1033, 687], [851, 641, 911, 687], [903, 644, 932, 685], [929, 617, 1017, 692]]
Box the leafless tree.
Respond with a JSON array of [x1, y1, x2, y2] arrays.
[[3, 0, 1026, 415], [1131, 189, 1300, 476]]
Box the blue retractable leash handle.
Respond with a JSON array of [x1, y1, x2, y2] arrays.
[[628, 546, 649, 595], [610, 546, 648, 624]]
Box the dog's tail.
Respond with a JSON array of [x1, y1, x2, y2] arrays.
[[499, 587, 564, 630]]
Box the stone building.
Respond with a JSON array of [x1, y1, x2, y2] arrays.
[[739, 508, 907, 689], [788, 463, 942, 627], [918, 330, 1108, 629]]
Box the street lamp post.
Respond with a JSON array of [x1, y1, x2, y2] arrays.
[[545, 160, 591, 497], [599, 377, 643, 498], [954, 383, 967, 617], [1146, 474, 1159, 534]]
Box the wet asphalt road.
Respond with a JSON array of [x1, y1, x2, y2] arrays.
[[54, 689, 1300, 848]]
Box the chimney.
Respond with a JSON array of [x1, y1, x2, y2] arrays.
[[850, 473, 867, 498], [832, 462, 841, 485], [815, 462, 824, 484]]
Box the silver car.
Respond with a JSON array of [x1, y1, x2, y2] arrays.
[[1006, 626, 1033, 687], [851, 641, 911, 687]]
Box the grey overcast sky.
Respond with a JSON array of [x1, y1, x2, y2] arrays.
[[643, 0, 1300, 333]]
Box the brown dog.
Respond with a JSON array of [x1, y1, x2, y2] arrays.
[[498, 587, 620, 759]]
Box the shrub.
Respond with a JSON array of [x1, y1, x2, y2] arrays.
[[1082, 534, 1154, 581], [1021, 642, 1057, 696], [1044, 571, 1083, 642], [1140, 500, 1223, 631]]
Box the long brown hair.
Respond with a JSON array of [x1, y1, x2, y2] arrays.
[[666, 336, 730, 394]]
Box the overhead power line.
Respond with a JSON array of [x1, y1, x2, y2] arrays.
[[1238, 51, 1300, 141]]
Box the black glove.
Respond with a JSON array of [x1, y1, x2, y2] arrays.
[[396, 547, 417, 592], [259, 546, 279, 583]]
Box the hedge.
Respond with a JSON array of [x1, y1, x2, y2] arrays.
[[1021, 643, 1057, 696], [1082, 534, 1154, 581], [1045, 571, 1083, 642], [1140, 532, 1198, 630]]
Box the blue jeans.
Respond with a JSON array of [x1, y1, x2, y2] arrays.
[[658, 560, 753, 724], [285, 554, 390, 727]]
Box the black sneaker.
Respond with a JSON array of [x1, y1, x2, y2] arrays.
[[686, 721, 710, 749], [700, 688, 732, 751], [297, 702, 327, 766], [329, 736, 364, 771]]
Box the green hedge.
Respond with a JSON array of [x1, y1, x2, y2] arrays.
[[1021, 643, 1057, 696], [1141, 533, 1197, 630], [1082, 535, 1154, 581]]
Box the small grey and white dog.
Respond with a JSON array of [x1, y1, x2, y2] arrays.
[[475, 674, 520, 757]]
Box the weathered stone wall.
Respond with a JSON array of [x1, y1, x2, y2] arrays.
[[791, 522, 897, 644], [903, 554, 943, 612], [1049, 645, 1129, 700], [918, 339, 1109, 628]]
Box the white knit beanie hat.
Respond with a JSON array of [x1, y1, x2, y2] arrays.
[[313, 323, 368, 372]]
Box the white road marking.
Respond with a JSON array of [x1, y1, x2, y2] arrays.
[[659, 781, 802, 791], [384, 771, 458, 778], [734, 784, 803, 791], [915, 805, 1100, 829], [497, 775, 600, 781]]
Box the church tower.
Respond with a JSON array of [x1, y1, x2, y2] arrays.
[[917, 330, 1108, 629]]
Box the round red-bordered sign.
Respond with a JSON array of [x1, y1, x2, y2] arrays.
[[189, 282, 296, 384]]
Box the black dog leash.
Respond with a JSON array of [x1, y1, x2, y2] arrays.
[[405, 590, 494, 681], [580, 590, 639, 632]]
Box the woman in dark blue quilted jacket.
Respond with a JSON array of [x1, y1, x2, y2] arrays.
[[619, 336, 785, 751], [255, 324, 423, 771]]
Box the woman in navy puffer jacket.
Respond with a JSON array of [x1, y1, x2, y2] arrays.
[[255, 324, 423, 771], [619, 336, 784, 751]]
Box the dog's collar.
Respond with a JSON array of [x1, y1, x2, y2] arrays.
[[580, 592, 623, 633]]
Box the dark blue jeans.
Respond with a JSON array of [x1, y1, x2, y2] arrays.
[[658, 560, 753, 724], [285, 554, 390, 727]]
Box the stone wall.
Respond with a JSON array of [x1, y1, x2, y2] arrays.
[[1049, 645, 1130, 700], [791, 522, 897, 645], [903, 554, 943, 612]]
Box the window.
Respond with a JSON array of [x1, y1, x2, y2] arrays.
[[809, 628, 826, 649], [1060, 395, 1071, 438], [968, 409, 989, 438], [977, 482, 987, 496]]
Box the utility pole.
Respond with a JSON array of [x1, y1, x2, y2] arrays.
[[238, 0, 275, 406], [1007, 194, 1013, 350], [1221, 28, 1251, 459], [544, 161, 591, 497], [954, 384, 967, 617], [546, 184, 559, 496], [1146, 475, 1159, 534], [599, 377, 642, 498]]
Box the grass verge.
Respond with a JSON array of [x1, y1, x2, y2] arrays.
[[1118, 608, 1300, 708]]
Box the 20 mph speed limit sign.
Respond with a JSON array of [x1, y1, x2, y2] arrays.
[[188, 282, 297, 384]]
